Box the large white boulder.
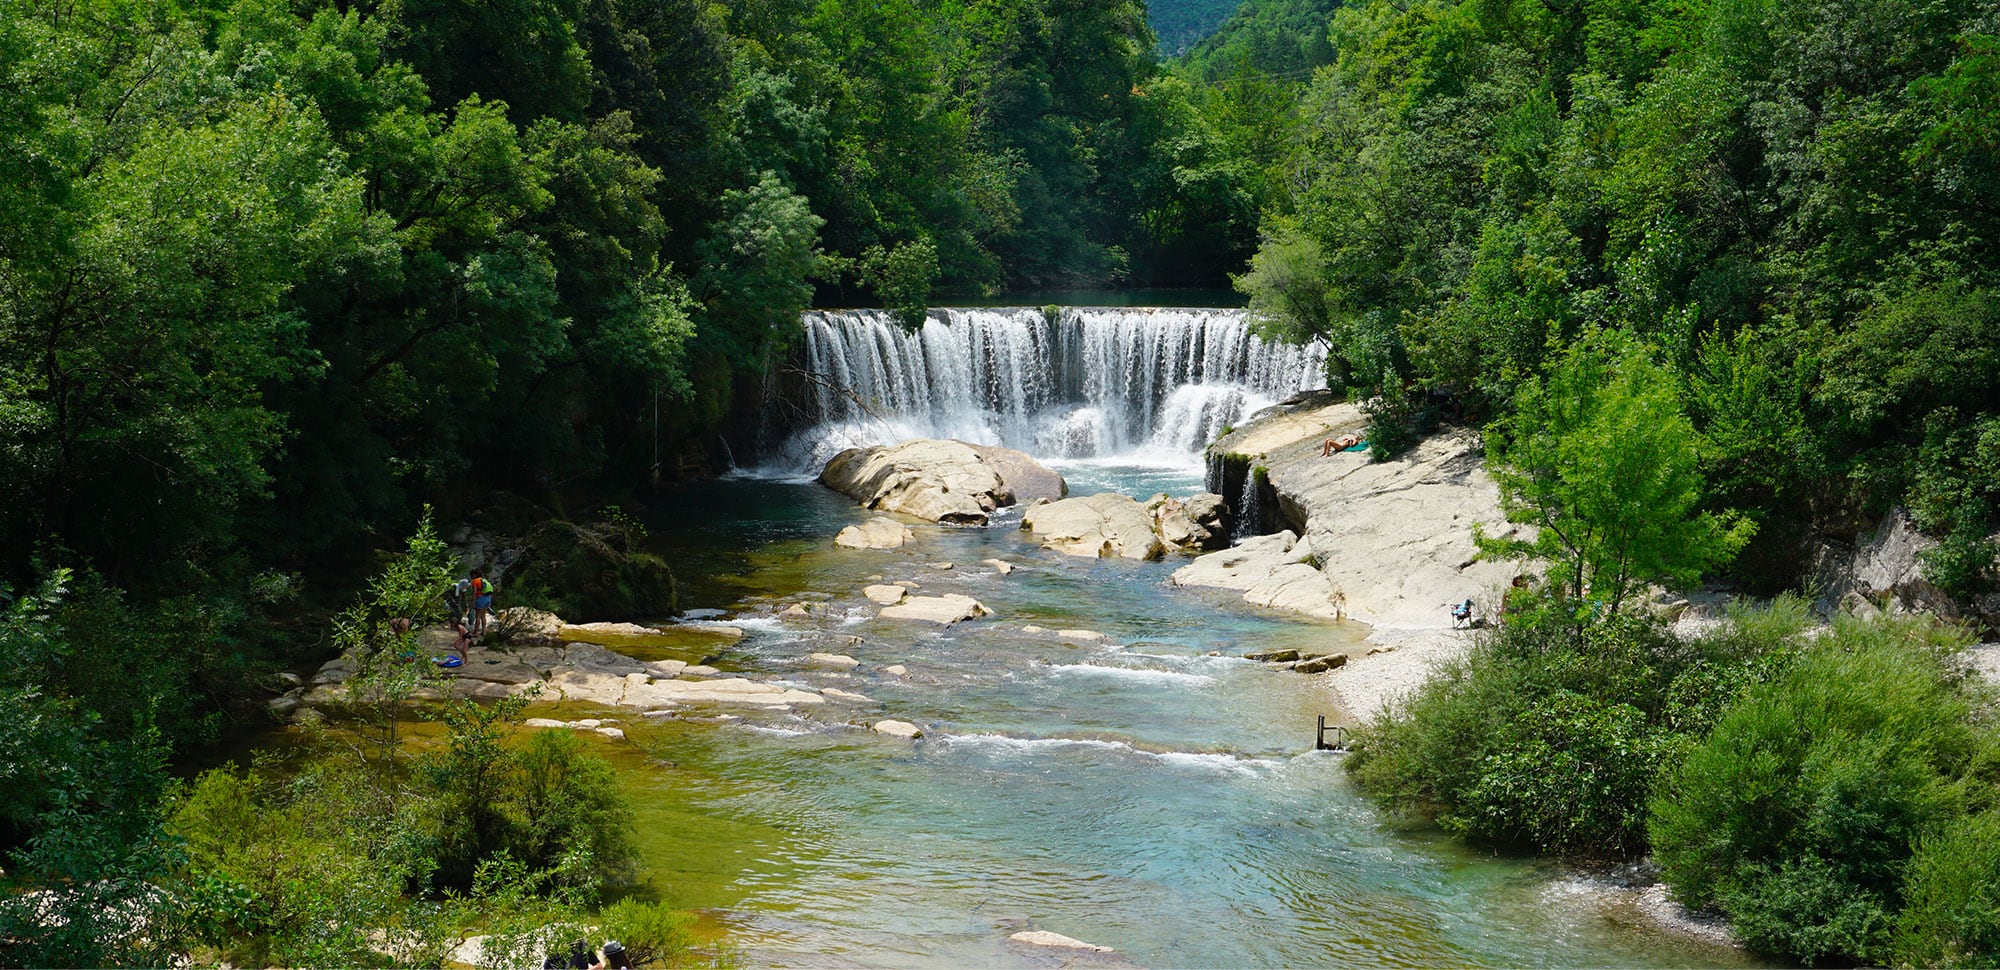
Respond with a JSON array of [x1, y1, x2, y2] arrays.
[[1021, 492, 1166, 561], [822, 439, 1065, 525]]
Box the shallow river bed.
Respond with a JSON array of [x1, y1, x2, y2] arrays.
[[586, 474, 1755, 968]]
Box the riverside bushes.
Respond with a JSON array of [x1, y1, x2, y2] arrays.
[[167, 693, 644, 967], [1650, 614, 1996, 966], [1352, 595, 2000, 967], [1348, 597, 1808, 856]]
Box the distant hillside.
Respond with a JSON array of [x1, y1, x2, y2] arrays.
[[1148, 0, 1243, 55], [1182, 0, 1341, 79]]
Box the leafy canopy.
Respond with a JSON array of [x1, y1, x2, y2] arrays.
[[1478, 329, 1754, 617]]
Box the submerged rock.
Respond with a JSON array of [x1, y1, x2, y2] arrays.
[[1022, 492, 1166, 561], [835, 517, 915, 550], [560, 621, 661, 644], [822, 439, 1065, 526], [1008, 931, 1114, 952]]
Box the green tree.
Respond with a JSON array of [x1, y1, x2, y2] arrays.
[[1478, 330, 1753, 619]]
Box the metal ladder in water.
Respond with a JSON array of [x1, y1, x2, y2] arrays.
[[1315, 715, 1349, 752]]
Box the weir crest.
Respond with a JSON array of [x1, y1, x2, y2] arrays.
[[761, 306, 1328, 473]]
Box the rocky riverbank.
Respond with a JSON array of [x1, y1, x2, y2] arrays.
[[1189, 396, 1522, 720], [288, 606, 950, 730]]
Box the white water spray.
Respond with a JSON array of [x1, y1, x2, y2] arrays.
[[764, 307, 1326, 472]]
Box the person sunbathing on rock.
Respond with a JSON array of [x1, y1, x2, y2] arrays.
[[1321, 433, 1363, 457]]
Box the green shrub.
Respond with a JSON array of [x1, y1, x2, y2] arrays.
[[1350, 597, 1818, 859], [1896, 808, 2000, 967], [420, 694, 637, 896], [1649, 614, 1985, 965], [510, 728, 638, 892], [1459, 691, 1666, 855], [167, 761, 428, 968], [599, 897, 698, 966], [1349, 607, 1676, 855]]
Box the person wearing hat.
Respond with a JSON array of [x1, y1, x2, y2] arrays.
[[589, 940, 632, 970]]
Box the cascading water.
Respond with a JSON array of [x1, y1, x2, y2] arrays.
[[761, 307, 1327, 476]]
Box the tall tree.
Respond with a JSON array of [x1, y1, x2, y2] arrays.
[[1477, 329, 1755, 619]]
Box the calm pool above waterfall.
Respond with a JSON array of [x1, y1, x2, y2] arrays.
[[619, 475, 1753, 968]]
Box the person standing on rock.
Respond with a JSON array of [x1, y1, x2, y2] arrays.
[[469, 568, 494, 639]]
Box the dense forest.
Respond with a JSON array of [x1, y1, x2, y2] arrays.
[[1231, 0, 2000, 601], [4, 0, 2000, 964], [0, 0, 1260, 962]]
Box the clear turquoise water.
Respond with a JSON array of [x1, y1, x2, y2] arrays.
[[634, 476, 1755, 968]]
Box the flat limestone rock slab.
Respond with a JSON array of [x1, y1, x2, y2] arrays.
[[878, 594, 990, 625], [1170, 531, 1305, 591], [1272, 429, 1518, 628], [1210, 398, 1366, 459], [863, 584, 909, 605], [447, 651, 543, 685], [1245, 562, 1344, 619], [873, 719, 922, 738]]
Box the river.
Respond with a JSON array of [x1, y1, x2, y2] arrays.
[[602, 459, 1753, 967]]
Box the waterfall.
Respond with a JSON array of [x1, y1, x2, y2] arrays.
[[765, 307, 1327, 473], [1236, 465, 1267, 540]]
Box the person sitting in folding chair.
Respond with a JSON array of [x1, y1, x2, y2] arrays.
[[1449, 597, 1475, 629]]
